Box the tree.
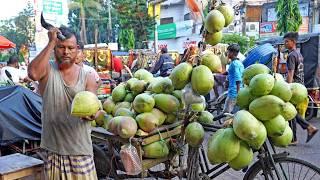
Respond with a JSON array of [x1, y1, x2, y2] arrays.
[[221, 34, 255, 54], [275, 0, 302, 35], [67, 0, 155, 49], [113, 0, 155, 50], [0, 3, 35, 48], [68, 0, 102, 44]]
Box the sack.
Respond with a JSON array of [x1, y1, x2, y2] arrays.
[[120, 144, 142, 175], [182, 83, 204, 105]]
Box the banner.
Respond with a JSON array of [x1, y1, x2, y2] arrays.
[[149, 23, 176, 40], [43, 0, 63, 15]]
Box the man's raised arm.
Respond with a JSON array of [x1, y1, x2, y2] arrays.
[[28, 28, 59, 81]]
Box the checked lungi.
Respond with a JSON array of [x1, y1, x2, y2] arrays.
[[43, 152, 98, 180]]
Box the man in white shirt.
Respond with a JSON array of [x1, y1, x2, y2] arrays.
[[75, 45, 102, 87], [0, 55, 28, 84]]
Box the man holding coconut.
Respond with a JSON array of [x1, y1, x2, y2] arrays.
[[28, 26, 98, 179]]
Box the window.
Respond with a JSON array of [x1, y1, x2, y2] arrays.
[[160, 17, 174, 25], [250, 24, 256, 31], [184, 13, 191, 20]]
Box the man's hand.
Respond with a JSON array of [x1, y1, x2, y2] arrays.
[[287, 70, 294, 83], [81, 115, 95, 121], [47, 28, 60, 47], [80, 110, 101, 121]]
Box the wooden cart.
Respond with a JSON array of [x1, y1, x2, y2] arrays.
[[91, 121, 184, 179]]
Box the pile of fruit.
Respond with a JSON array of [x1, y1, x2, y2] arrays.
[[207, 63, 309, 170], [70, 43, 224, 158], [204, 3, 234, 46]]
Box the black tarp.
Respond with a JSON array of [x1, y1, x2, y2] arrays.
[[0, 86, 42, 146]]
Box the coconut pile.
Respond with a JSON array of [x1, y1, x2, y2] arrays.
[[207, 64, 309, 170], [69, 2, 237, 161], [70, 54, 224, 159]]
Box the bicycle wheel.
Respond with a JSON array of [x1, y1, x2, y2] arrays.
[[244, 157, 320, 180]]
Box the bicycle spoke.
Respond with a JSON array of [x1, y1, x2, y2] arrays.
[[309, 172, 317, 180], [297, 163, 303, 180], [288, 162, 290, 180], [302, 168, 310, 180], [293, 162, 296, 180]]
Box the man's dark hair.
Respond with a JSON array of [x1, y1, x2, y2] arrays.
[[59, 25, 77, 40], [283, 32, 299, 42], [227, 43, 240, 54], [161, 47, 168, 54], [7, 55, 19, 65]]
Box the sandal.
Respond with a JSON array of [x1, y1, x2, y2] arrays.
[[306, 128, 318, 143]]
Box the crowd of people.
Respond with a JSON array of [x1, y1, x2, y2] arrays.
[[0, 26, 318, 179]]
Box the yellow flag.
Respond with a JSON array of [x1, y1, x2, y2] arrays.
[[148, 4, 154, 17], [148, 3, 161, 20]]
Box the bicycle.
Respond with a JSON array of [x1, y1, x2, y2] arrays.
[[198, 114, 320, 180]]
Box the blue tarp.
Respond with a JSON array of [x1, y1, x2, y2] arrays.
[[112, 51, 129, 56], [242, 43, 277, 68]]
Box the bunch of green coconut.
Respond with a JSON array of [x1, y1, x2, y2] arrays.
[[204, 2, 235, 46], [207, 63, 309, 170]]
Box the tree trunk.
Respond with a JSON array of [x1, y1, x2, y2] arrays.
[[94, 24, 98, 70], [80, 8, 88, 44]]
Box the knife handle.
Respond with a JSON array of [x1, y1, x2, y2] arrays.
[[57, 32, 66, 40]]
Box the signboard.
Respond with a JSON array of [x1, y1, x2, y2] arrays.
[[149, 23, 176, 40], [43, 0, 63, 15], [158, 23, 176, 39], [149, 35, 202, 53], [149, 20, 195, 40], [260, 22, 277, 34]]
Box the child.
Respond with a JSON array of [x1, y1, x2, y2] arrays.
[[223, 44, 244, 113]]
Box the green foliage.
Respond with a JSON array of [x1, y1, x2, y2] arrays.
[[275, 0, 302, 35], [0, 3, 35, 48], [221, 34, 255, 54], [113, 0, 155, 49], [68, 0, 154, 49], [68, 0, 102, 44], [119, 29, 135, 50]]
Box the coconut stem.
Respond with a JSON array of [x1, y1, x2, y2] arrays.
[[187, 145, 200, 180]]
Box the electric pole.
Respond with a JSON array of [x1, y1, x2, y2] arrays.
[[149, 0, 167, 53], [241, 0, 247, 36]]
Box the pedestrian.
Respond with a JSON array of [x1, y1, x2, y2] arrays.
[[151, 47, 174, 77], [112, 55, 124, 73], [28, 26, 98, 179], [0, 55, 29, 84], [76, 43, 102, 87], [130, 53, 139, 72], [283, 32, 318, 144], [222, 44, 244, 113]]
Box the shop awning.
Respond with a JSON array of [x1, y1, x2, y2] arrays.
[[0, 36, 16, 49]]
